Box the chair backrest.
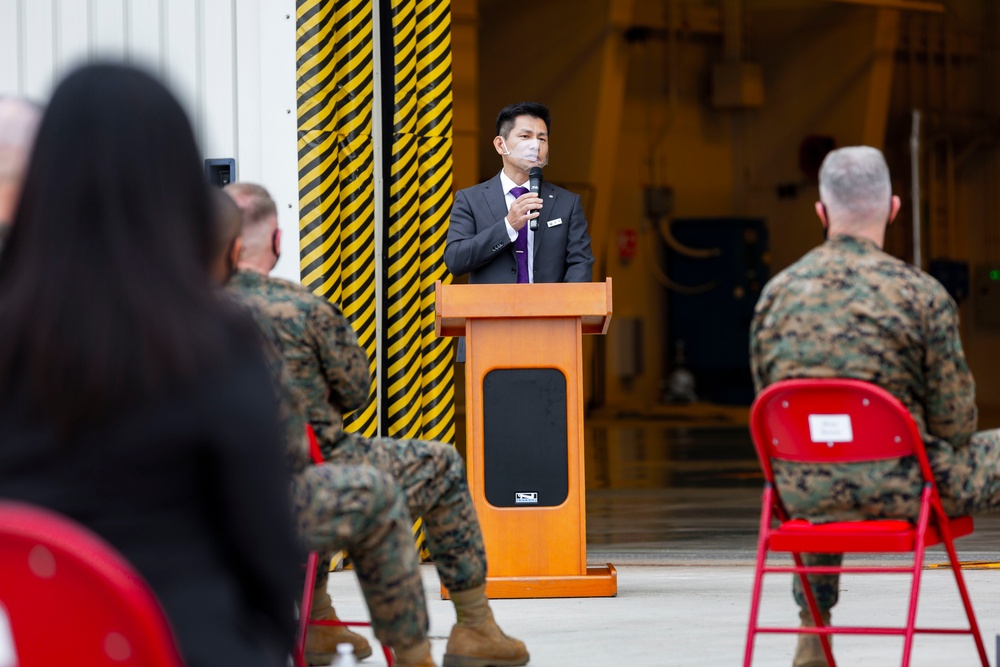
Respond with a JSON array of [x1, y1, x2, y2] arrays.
[[750, 379, 935, 486], [0, 501, 184, 667], [306, 424, 324, 464]]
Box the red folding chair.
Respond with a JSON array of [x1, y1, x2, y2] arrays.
[[293, 551, 394, 667], [307, 422, 325, 466], [743, 378, 989, 667], [0, 501, 184, 667], [295, 425, 394, 667]]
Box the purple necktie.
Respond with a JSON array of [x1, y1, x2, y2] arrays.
[[510, 186, 529, 283]]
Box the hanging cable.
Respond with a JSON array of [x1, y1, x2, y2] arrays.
[[641, 221, 719, 294]]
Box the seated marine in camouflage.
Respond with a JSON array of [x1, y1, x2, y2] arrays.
[[750, 146, 1000, 667], [225, 183, 529, 667], [213, 191, 436, 667]]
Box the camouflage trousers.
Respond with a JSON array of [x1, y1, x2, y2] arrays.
[[291, 463, 428, 648], [785, 429, 1000, 611], [318, 428, 488, 594]]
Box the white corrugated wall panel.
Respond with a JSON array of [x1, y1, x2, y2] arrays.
[[22, 1, 56, 100], [128, 0, 165, 75], [161, 0, 201, 142], [233, 0, 262, 182], [0, 1, 21, 94], [90, 0, 127, 59], [0, 0, 301, 282], [54, 0, 90, 74], [255, 1, 299, 282], [200, 0, 236, 162]]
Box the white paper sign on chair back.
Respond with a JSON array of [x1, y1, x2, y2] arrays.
[[0, 602, 18, 667], [808, 414, 853, 443]]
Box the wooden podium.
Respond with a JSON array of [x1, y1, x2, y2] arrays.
[[435, 279, 616, 599]]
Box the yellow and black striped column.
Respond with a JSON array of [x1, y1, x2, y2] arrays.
[[380, 0, 455, 443], [296, 0, 456, 559], [413, 0, 456, 445], [296, 0, 379, 438], [382, 0, 457, 559], [382, 0, 423, 441]]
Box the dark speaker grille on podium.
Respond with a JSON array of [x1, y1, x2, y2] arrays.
[[482, 368, 569, 508]]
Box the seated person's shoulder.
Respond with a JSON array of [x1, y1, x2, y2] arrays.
[[234, 272, 316, 305]]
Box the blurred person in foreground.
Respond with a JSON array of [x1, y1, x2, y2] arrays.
[[750, 145, 1000, 667], [213, 191, 437, 667], [0, 96, 42, 233], [0, 64, 301, 667], [226, 182, 530, 667]]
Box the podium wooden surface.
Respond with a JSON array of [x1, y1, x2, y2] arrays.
[[435, 279, 616, 599]]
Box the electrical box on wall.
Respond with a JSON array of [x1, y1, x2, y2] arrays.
[[205, 158, 236, 188], [974, 264, 1000, 330]]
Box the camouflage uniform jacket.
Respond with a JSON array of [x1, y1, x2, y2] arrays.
[[235, 297, 312, 475], [228, 270, 371, 451], [750, 234, 976, 521]]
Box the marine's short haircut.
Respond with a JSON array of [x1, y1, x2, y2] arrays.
[[224, 182, 277, 228], [818, 146, 892, 221]]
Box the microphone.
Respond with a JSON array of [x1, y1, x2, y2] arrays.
[[528, 167, 543, 231]]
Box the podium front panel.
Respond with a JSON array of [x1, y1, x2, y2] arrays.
[[464, 316, 588, 577], [482, 368, 568, 508]]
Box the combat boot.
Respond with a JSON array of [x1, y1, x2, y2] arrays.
[[443, 585, 529, 667], [394, 639, 438, 667], [305, 588, 373, 665], [793, 609, 832, 667]]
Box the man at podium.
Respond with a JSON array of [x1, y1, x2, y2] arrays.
[[436, 105, 617, 600], [444, 102, 594, 285]]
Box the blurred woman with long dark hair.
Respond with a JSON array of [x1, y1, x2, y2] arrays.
[[0, 63, 301, 666]]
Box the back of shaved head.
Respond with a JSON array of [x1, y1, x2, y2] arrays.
[[818, 146, 892, 228], [0, 96, 43, 222], [224, 182, 277, 229], [0, 97, 42, 172], [223, 181, 280, 272]]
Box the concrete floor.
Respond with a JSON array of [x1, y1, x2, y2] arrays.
[[323, 421, 1000, 666], [327, 547, 1000, 666]]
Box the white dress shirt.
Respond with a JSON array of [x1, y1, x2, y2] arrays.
[[499, 169, 534, 283]]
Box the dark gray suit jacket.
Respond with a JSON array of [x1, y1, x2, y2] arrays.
[[444, 173, 595, 283]]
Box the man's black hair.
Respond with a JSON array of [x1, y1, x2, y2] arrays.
[[496, 102, 550, 138]]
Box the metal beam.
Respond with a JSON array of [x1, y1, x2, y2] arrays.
[[585, 0, 633, 409], [587, 0, 634, 276], [862, 8, 900, 148], [816, 0, 944, 14]]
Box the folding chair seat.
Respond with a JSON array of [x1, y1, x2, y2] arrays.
[[0, 501, 183, 666], [294, 425, 394, 667], [742, 378, 989, 667]]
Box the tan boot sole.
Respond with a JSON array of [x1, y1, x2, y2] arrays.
[[441, 653, 529, 667]]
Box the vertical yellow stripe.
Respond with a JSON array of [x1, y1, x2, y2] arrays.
[[297, 0, 455, 560], [382, 0, 456, 558], [296, 0, 378, 438], [384, 0, 423, 442], [415, 0, 455, 444]]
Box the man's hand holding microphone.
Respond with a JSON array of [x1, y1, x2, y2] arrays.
[[505, 168, 545, 231]]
